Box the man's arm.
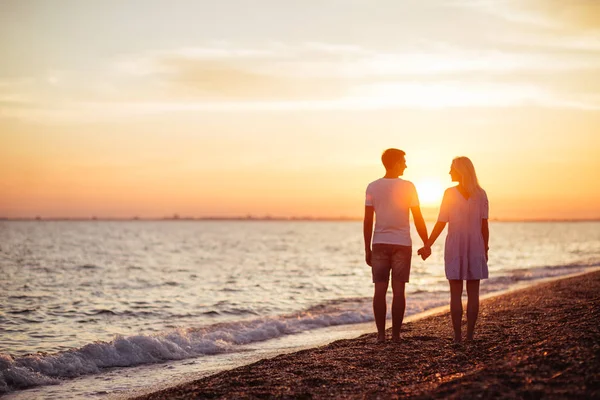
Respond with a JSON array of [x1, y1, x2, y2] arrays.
[[482, 218, 489, 261], [363, 206, 374, 266], [410, 206, 429, 246], [417, 220, 447, 260]]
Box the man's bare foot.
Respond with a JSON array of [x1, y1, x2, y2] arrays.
[[376, 334, 386, 343], [391, 336, 401, 343], [453, 336, 462, 344]]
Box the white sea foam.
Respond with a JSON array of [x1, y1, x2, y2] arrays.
[[3, 262, 597, 394], [2, 220, 599, 396], [0, 305, 375, 393]]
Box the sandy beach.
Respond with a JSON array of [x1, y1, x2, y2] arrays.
[[132, 270, 600, 399]]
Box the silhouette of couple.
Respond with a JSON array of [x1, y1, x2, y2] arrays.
[[364, 149, 489, 343]]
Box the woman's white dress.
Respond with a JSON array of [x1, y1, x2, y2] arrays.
[[438, 187, 489, 280]]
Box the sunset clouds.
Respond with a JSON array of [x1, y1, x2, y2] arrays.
[[1, 0, 599, 219], [1, 0, 599, 120]]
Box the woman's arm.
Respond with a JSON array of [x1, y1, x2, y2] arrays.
[[482, 218, 489, 261], [417, 221, 446, 260], [425, 221, 447, 248]]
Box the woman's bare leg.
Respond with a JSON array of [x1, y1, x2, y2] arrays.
[[466, 280, 480, 341], [449, 280, 463, 343]]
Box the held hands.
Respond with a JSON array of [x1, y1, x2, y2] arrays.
[[417, 245, 432, 261], [367, 245, 433, 264]]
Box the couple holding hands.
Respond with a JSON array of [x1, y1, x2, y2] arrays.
[[363, 148, 489, 343]]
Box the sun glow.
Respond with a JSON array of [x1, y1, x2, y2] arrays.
[[415, 179, 446, 207]]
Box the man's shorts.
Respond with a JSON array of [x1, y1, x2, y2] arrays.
[[371, 243, 412, 283]]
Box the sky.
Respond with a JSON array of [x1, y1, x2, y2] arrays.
[[1, 0, 600, 220]]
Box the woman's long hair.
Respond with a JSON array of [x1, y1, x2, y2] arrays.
[[452, 156, 484, 198]]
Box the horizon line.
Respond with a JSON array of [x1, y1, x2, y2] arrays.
[[1, 216, 599, 223]]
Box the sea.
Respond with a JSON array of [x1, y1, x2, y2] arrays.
[[1, 220, 599, 399]]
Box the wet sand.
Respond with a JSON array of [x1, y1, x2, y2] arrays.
[[133, 270, 600, 399]]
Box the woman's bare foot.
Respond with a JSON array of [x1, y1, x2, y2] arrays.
[[391, 335, 401, 343], [376, 334, 386, 343]]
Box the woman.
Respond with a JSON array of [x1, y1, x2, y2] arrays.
[[419, 157, 489, 343]]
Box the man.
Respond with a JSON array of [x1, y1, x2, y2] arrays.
[[364, 148, 430, 342]]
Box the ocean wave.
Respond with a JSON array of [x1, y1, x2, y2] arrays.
[[7, 309, 37, 315], [482, 262, 597, 294], [78, 264, 100, 270], [0, 304, 375, 394], [1, 262, 597, 394]]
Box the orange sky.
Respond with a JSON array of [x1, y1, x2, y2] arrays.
[[1, 0, 600, 220]]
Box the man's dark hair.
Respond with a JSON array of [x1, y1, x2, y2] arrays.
[[381, 148, 405, 170]]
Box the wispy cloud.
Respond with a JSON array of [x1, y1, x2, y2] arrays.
[[523, 0, 600, 30], [453, 0, 600, 31], [3, 35, 600, 123], [446, 0, 561, 29]]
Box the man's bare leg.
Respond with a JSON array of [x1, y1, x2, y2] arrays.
[[449, 280, 464, 343], [466, 280, 480, 341], [373, 281, 389, 342], [391, 280, 406, 341]]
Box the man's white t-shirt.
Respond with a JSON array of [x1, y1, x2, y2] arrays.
[[365, 178, 420, 246]]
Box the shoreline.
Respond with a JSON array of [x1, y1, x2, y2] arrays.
[[132, 270, 600, 399]]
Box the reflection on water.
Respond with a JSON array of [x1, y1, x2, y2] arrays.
[[0, 221, 599, 395]]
